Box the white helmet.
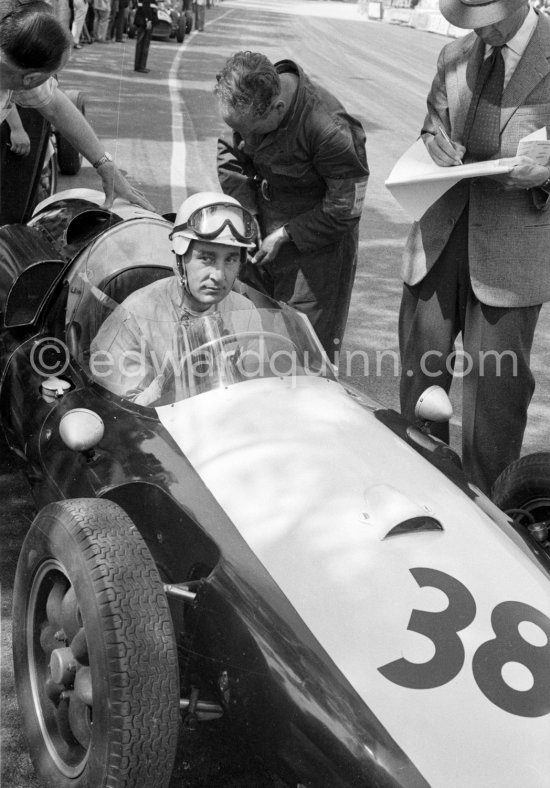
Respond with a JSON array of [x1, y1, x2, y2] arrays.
[[170, 192, 257, 256]]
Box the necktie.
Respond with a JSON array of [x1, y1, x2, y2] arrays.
[[463, 46, 505, 160]]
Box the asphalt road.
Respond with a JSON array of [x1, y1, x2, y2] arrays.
[[2, 1, 550, 785]]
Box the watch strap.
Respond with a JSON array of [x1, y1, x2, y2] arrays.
[[92, 152, 113, 169]]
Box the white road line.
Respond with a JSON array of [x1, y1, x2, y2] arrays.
[[168, 8, 234, 209]]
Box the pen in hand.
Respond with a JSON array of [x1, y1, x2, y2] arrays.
[[438, 124, 463, 165]]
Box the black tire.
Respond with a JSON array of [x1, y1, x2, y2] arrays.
[[492, 452, 550, 524], [56, 90, 86, 175], [176, 16, 185, 42], [13, 498, 180, 788]]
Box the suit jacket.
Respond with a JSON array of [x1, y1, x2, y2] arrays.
[[402, 11, 550, 307]]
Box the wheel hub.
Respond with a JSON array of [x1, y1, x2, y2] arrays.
[[49, 646, 77, 685]]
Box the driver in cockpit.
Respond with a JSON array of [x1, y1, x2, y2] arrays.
[[90, 192, 259, 405]]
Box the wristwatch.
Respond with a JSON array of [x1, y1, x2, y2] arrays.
[[92, 152, 113, 169]]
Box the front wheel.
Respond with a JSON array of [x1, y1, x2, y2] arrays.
[[13, 498, 180, 788], [492, 452, 550, 525]]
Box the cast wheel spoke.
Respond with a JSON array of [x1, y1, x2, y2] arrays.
[[69, 627, 89, 664], [54, 695, 80, 747], [61, 586, 82, 642], [68, 693, 92, 750], [46, 578, 68, 632]]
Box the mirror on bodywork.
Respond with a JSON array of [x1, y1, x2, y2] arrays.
[[4, 260, 66, 328]]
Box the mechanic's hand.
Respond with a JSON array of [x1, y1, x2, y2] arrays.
[[252, 226, 290, 265], [9, 128, 31, 157], [426, 130, 465, 167], [97, 160, 157, 212], [490, 156, 550, 191]]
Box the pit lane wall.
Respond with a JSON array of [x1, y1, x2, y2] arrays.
[[358, 0, 469, 38]]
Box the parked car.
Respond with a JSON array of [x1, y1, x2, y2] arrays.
[[127, 3, 190, 42], [2, 190, 549, 788]]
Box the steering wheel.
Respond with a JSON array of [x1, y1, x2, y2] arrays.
[[149, 331, 299, 406], [181, 330, 298, 379]]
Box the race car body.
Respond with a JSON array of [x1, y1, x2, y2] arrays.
[[1, 191, 548, 788]]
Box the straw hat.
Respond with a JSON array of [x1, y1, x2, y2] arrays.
[[440, 0, 527, 29]]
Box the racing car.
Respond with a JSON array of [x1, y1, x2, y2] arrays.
[[2, 190, 549, 788]]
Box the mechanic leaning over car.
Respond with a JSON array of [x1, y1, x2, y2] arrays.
[[398, 0, 550, 496], [90, 192, 259, 406], [0, 0, 154, 210], [215, 51, 369, 365]]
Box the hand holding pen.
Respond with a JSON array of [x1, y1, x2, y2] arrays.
[[427, 124, 465, 167]]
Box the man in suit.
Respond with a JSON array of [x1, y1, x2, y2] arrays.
[[399, 0, 550, 495]]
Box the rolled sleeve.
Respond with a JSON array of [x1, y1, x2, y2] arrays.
[[13, 78, 57, 111]]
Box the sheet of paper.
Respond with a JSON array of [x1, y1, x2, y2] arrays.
[[385, 128, 549, 221], [385, 139, 513, 220], [516, 127, 550, 165]]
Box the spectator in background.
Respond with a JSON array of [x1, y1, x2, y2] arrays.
[[84, 0, 95, 41], [215, 51, 369, 363], [106, 0, 118, 38], [182, 0, 192, 29], [71, 0, 87, 46], [194, 0, 204, 30], [92, 0, 109, 40], [133, 0, 158, 73], [398, 0, 550, 494], [110, 0, 129, 40], [0, 0, 154, 209]]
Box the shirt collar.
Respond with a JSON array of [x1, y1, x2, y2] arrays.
[[494, 6, 538, 58]]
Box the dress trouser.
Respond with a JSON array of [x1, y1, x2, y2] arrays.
[[398, 204, 541, 496], [195, 4, 205, 30], [134, 26, 152, 70], [71, 0, 88, 43]]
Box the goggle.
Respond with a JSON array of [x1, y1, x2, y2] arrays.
[[170, 203, 256, 244]]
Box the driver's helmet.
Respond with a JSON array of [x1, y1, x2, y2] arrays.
[[170, 192, 257, 256]]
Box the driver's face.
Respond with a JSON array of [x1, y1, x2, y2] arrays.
[[184, 240, 241, 310]]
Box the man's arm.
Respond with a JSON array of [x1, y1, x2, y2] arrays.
[[5, 106, 31, 157], [217, 135, 260, 215], [35, 87, 155, 211], [271, 118, 369, 256], [422, 47, 466, 167]]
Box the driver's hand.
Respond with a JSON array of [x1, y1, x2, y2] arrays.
[[134, 374, 164, 406]]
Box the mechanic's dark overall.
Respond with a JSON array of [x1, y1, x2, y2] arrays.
[[217, 60, 369, 363], [133, 0, 158, 73]]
